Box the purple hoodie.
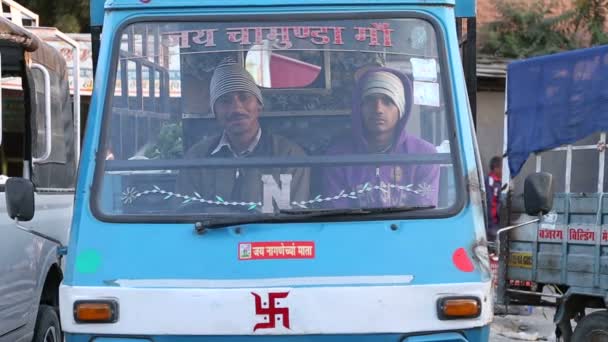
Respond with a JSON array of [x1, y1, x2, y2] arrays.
[[320, 67, 440, 208]]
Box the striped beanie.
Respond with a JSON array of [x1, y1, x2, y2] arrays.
[[209, 63, 263, 115], [362, 71, 406, 119]]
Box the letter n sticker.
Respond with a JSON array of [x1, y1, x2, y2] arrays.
[[261, 174, 292, 213]]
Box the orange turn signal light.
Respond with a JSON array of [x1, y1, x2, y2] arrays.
[[437, 297, 481, 320], [74, 300, 118, 323]]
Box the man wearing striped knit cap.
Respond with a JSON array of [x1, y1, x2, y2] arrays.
[[176, 62, 310, 213]]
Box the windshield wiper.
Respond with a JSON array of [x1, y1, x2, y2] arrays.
[[279, 206, 435, 215], [194, 205, 435, 233], [194, 215, 294, 233], [194, 210, 363, 233]]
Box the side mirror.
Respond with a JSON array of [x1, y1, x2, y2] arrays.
[[5, 178, 35, 221], [524, 172, 554, 216]]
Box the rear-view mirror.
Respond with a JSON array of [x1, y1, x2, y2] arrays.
[[524, 172, 554, 216], [5, 178, 35, 221]]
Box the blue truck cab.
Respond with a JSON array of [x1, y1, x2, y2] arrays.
[[60, 1, 492, 341]]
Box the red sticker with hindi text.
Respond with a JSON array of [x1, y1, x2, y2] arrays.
[[238, 241, 315, 260]]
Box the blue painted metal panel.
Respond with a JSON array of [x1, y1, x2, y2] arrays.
[[455, 0, 475, 18], [403, 332, 467, 342], [93, 339, 151, 342], [463, 326, 490, 342], [66, 214, 482, 287], [104, 0, 455, 8], [505, 193, 608, 292], [90, 0, 106, 26]]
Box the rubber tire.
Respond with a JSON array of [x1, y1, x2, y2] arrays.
[[572, 310, 608, 342], [32, 305, 62, 342]]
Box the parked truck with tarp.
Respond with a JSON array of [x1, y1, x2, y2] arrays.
[[498, 44, 608, 342]]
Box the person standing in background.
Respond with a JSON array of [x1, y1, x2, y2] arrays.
[[486, 156, 503, 242]]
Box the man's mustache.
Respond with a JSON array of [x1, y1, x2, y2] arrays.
[[226, 111, 250, 121]]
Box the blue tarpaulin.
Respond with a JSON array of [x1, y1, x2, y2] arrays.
[[506, 45, 608, 176]]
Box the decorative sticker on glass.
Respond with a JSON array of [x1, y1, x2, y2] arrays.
[[410, 58, 437, 82], [410, 25, 428, 50], [413, 81, 440, 107], [162, 23, 394, 50]]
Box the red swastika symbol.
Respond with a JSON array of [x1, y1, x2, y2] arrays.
[[251, 291, 290, 331]]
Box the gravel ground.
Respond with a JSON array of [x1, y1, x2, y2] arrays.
[[490, 306, 558, 341]]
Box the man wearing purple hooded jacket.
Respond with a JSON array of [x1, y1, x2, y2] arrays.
[[320, 67, 440, 208]]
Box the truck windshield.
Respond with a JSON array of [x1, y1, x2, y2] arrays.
[[94, 17, 461, 220]]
